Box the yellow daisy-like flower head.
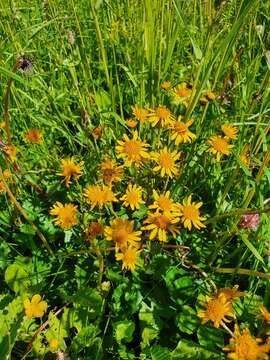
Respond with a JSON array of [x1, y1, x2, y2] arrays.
[[200, 90, 216, 104], [116, 131, 150, 167], [177, 195, 206, 230], [116, 246, 141, 272], [50, 202, 78, 229], [152, 147, 180, 178], [58, 157, 84, 187], [259, 304, 270, 323], [224, 325, 270, 360], [217, 285, 245, 302], [197, 293, 234, 328], [121, 184, 144, 210], [25, 128, 43, 144], [132, 106, 148, 123], [126, 119, 138, 128], [142, 212, 179, 242], [100, 158, 123, 186], [161, 81, 171, 90], [149, 190, 176, 214], [23, 294, 48, 318], [207, 135, 234, 161], [148, 105, 175, 128], [172, 83, 192, 106], [84, 184, 117, 210], [104, 218, 141, 251], [170, 118, 196, 145], [221, 124, 238, 140], [239, 144, 250, 167], [4, 145, 17, 162]]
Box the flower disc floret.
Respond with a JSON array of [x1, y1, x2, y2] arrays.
[[198, 293, 234, 328], [50, 202, 78, 229], [121, 184, 144, 210], [116, 131, 150, 166], [170, 119, 196, 145], [148, 105, 175, 127], [142, 212, 179, 242], [58, 157, 84, 187], [84, 184, 117, 209], [152, 147, 180, 178], [177, 195, 206, 230], [207, 135, 234, 161], [104, 218, 141, 251]]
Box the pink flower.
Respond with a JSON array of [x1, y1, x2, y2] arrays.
[[239, 213, 260, 229]]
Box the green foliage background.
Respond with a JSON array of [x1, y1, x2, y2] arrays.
[[0, 0, 270, 359]]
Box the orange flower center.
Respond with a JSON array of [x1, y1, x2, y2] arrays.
[[213, 138, 228, 152], [157, 196, 172, 212], [176, 88, 190, 97], [113, 228, 129, 245], [124, 249, 136, 264], [154, 215, 170, 229], [124, 139, 142, 157], [159, 152, 174, 168], [156, 106, 170, 119], [126, 191, 140, 204], [182, 205, 199, 220], [174, 123, 187, 135]]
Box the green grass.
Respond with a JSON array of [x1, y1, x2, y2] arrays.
[[0, 0, 270, 359]]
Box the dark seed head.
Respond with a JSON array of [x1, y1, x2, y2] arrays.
[[17, 56, 34, 74]]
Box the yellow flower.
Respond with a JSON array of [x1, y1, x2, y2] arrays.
[[132, 106, 148, 123], [200, 90, 216, 104], [170, 118, 196, 145], [0, 182, 6, 193], [207, 135, 234, 161], [116, 131, 150, 167], [197, 293, 234, 328], [239, 144, 250, 167], [259, 304, 270, 323], [177, 195, 206, 230], [25, 128, 43, 144], [104, 218, 141, 251], [161, 81, 171, 90], [172, 83, 192, 106], [149, 190, 177, 214], [224, 325, 270, 360], [3, 169, 12, 178], [217, 285, 245, 302], [84, 184, 117, 210], [126, 119, 138, 128], [58, 157, 84, 187], [100, 158, 123, 186], [121, 184, 144, 210], [50, 202, 78, 229], [49, 338, 59, 352], [142, 212, 179, 242], [23, 294, 48, 318], [152, 147, 180, 178], [116, 246, 141, 272], [4, 145, 17, 162], [148, 105, 175, 127], [221, 124, 238, 140]]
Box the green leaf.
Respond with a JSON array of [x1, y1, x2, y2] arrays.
[[5, 264, 30, 293], [176, 305, 199, 335], [241, 233, 265, 264], [150, 345, 171, 360], [114, 320, 135, 344], [197, 325, 224, 349], [171, 339, 224, 359]]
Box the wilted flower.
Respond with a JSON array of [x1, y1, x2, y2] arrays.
[[17, 56, 34, 74]]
